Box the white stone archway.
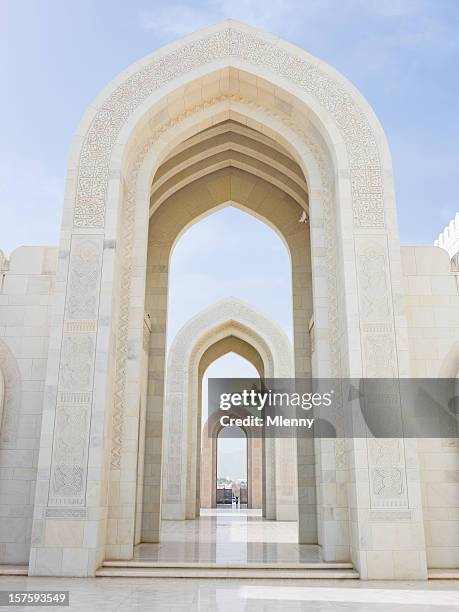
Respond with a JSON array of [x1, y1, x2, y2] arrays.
[[29, 21, 426, 579], [159, 297, 296, 526], [199, 335, 264, 512]]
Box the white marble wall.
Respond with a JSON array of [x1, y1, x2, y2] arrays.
[[0, 242, 458, 574], [402, 246, 459, 376], [402, 245, 459, 570], [0, 247, 57, 564]]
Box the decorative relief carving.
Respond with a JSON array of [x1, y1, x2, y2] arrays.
[[59, 335, 95, 392], [356, 238, 397, 378], [335, 438, 347, 470], [49, 405, 90, 505], [369, 438, 401, 465], [363, 334, 396, 378], [361, 323, 392, 334], [357, 241, 390, 322], [372, 467, 403, 498], [65, 320, 97, 333], [72, 26, 384, 230], [368, 439, 408, 509], [66, 236, 103, 320], [110, 181, 135, 469], [370, 510, 412, 522], [45, 508, 87, 519], [49, 236, 102, 506], [58, 392, 91, 404]]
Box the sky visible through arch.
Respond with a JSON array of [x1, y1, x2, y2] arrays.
[[2, 2, 459, 481], [168, 208, 292, 480]]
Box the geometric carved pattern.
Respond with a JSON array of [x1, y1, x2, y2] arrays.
[[356, 237, 396, 378], [49, 234, 103, 506], [45, 508, 88, 519], [49, 404, 90, 506], [60, 335, 95, 392], [368, 439, 408, 509], [73, 26, 384, 229], [66, 236, 102, 320], [110, 183, 136, 469], [357, 241, 390, 322], [363, 333, 396, 378]]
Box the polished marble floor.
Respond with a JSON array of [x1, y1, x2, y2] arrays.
[[0, 576, 457, 611], [132, 508, 323, 564]]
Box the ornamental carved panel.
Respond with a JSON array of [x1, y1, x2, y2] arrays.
[[355, 237, 397, 378], [66, 236, 103, 320], [48, 234, 103, 507], [72, 26, 384, 230], [368, 439, 408, 509], [49, 403, 91, 506]]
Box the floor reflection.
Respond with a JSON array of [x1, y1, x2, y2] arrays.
[[133, 508, 324, 564], [0, 576, 457, 611]]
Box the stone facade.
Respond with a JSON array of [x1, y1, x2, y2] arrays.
[[0, 21, 457, 578], [0, 247, 57, 564]]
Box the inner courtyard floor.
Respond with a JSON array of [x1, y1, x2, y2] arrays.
[[131, 508, 322, 565], [0, 576, 457, 611]]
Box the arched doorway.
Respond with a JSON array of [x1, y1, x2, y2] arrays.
[[200, 352, 263, 512], [215, 427, 248, 507], [157, 297, 298, 528], [30, 22, 425, 579]]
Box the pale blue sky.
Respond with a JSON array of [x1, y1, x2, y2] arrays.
[[1, 0, 458, 254], [2, 1, 458, 479]]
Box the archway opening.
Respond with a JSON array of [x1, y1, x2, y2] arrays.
[[200, 352, 260, 512], [216, 429, 247, 507], [136, 110, 318, 561], [167, 205, 294, 346]]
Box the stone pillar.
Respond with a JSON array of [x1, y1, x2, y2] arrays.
[[343, 234, 428, 578], [29, 232, 114, 576]]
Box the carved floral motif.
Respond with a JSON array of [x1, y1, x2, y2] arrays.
[[73, 26, 384, 229]]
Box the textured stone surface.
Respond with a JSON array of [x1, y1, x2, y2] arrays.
[[0, 21, 457, 580]]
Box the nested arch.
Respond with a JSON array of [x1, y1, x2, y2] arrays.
[[154, 298, 296, 533], [201, 409, 262, 511], [69, 21, 393, 234], [33, 21, 405, 573], [199, 335, 265, 380], [199, 336, 264, 512]]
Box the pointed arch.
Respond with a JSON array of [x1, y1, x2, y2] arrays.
[[157, 297, 296, 532]]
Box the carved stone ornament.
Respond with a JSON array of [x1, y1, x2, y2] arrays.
[[73, 26, 384, 230]]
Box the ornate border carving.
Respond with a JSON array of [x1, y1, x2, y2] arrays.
[[73, 26, 384, 230]]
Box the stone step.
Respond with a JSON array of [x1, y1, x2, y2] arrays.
[[96, 564, 359, 579], [0, 565, 28, 576], [102, 560, 353, 570], [428, 569, 459, 579]]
